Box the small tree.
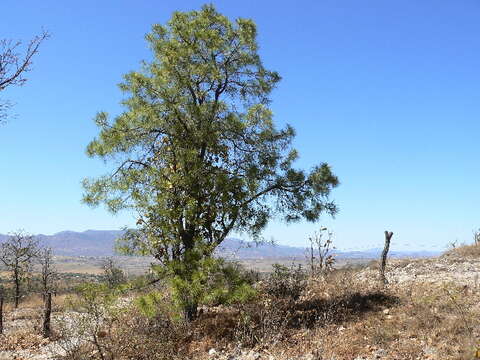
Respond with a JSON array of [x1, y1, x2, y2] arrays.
[[0, 31, 49, 122], [0, 231, 39, 307], [102, 257, 126, 288], [83, 5, 339, 320], [38, 246, 57, 298], [307, 227, 335, 274]]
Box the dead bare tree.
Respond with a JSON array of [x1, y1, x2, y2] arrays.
[[0, 30, 49, 122], [379, 231, 393, 285], [0, 231, 39, 308], [307, 227, 336, 275]]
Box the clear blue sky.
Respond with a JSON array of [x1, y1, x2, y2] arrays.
[[1, 0, 479, 251]]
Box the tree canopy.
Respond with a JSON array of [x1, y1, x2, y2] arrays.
[[83, 4, 339, 319]]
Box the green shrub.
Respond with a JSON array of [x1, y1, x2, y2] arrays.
[[136, 257, 257, 320]]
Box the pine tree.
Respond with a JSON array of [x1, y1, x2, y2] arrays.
[[83, 5, 339, 320]]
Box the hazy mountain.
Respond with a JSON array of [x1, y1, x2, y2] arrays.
[[0, 230, 124, 256], [0, 230, 440, 259]]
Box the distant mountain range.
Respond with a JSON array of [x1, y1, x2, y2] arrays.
[[0, 230, 441, 259], [0, 230, 123, 256]]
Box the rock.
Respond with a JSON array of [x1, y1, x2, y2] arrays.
[[373, 349, 387, 358], [209, 348, 217, 356], [245, 351, 261, 360]]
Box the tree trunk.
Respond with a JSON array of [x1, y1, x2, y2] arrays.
[[0, 294, 3, 335], [14, 274, 20, 308], [380, 231, 393, 285], [179, 230, 199, 322], [184, 303, 198, 322], [42, 292, 52, 338]]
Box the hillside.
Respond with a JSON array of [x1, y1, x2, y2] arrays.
[[1, 250, 479, 359]]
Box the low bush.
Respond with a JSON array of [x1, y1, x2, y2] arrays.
[[262, 263, 307, 300], [57, 282, 188, 360]]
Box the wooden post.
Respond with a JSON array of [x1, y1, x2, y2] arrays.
[[0, 294, 3, 335], [42, 292, 52, 338], [380, 231, 393, 285]]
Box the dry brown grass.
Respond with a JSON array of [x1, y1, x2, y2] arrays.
[[0, 329, 51, 351], [258, 280, 480, 360], [444, 243, 480, 258], [2, 293, 72, 313]]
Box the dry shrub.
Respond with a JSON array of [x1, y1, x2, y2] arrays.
[[191, 308, 239, 348], [263, 263, 307, 300], [57, 294, 188, 360], [106, 307, 188, 360], [57, 314, 188, 360], [234, 298, 292, 346]]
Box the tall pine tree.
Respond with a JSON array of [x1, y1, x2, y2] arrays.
[[83, 5, 339, 320]]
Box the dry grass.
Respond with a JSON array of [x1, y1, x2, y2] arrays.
[[2, 259, 480, 359], [181, 269, 398, 353], [3, 293, 72, 314], [444, 243, 480, 258], [0, 329, 51, 351], [183, 267, 480, 359], [306, 281, 479, 359]]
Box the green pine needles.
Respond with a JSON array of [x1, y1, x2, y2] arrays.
[[83, 4, 339, 320]]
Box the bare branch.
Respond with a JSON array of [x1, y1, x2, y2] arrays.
[[0, 30, 49, 122]]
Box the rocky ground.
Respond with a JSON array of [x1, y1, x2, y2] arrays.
[[356, 253, 480, 287], [207, 253, 480, 360]]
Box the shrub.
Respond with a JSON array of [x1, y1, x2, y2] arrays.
[[148, 257, 257, 320], [57, 282, 188, 360], [234, 297, 293, 346], [263, 263, 307, 300], [103, 308, 187, 360]]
